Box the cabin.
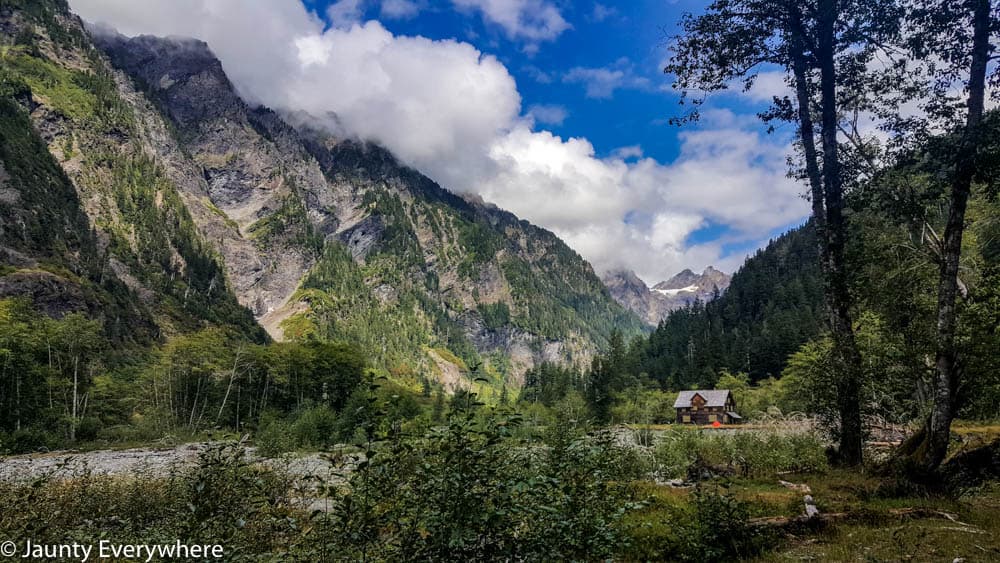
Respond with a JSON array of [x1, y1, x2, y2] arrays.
[[674, 390, 742, 425]]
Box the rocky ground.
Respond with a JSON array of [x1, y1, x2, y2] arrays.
[[0, 442, 354, 484]]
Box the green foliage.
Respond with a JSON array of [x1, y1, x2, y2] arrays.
[[520, 362, 582, 407], [455, 218, 502, 277], [317, 409, 640, 561], [0, 298, 104, 449], [246, 188, 322, 254], [674, 485, 767, 562], [255, 405, 339, 456], [3, 53, 96, 120], [653, 427, 829, 479], [477, 301, 510, 330]]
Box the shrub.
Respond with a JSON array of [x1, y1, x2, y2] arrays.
[[316, 410, 640, 561], [674, 485, 768, 561], [0, 427, 59, 454], [255, 419, 295, 457], [654, 428, 828, 479], [290, 405, 339, 449], [0, 442, 298, 556]]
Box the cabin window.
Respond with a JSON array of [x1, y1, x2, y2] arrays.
[[682, 415, 691, 423], [708, 414, 716, 422]]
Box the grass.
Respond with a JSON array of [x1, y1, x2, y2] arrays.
[[202, 197, 239, 230], [623, 468, 1000, 562], [430, 346, 469, 372], [4, 53, 96, 121], [751, 483, 1000, 562]]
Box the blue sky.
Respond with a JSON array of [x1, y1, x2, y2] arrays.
[[72, 0, 810, 283]]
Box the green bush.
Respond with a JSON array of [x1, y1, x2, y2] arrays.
[[255, 419, 296, 457], [674, 485, 768, 561], [654, 428, 828, 479], [315, 410, 640, 561], [0, 427, 59, 454], [290, 405, 339, 449], [0, 442, 297, 555], [255, 405, 340, 457]]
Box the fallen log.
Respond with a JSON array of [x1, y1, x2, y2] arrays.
[[750, 506, 978, 531], [778, 479, 811, 493]]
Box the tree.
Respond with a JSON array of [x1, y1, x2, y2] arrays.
[[46, 313, 103, 441], [895, 0, 998, 473], [665, 0, 903, 464], [587, 330, 627, 423]]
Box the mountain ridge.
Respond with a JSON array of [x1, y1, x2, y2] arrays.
[[603, 266, 731, 326]]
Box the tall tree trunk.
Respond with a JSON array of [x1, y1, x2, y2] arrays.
[[817, 0, 864, 466], [788, 4, 826, 234], [216, 344, 243, 426], [70, 355, 78, 442], [917, 0, 990, 472]]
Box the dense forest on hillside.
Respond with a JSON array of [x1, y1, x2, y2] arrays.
[[636, 224, 824, 387]]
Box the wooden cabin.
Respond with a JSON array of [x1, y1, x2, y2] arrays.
[[673, 390, 741, 425]]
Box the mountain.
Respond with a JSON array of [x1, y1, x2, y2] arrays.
[[601, 269, 672, 326], [652, 266, 731, 305], [603, 266, 731, 326], [0, 0, 643, 393]]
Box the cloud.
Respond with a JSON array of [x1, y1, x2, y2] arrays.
[[69, 0, 809, 285], [526, 103, 567, 126], [327, 0, 365, 28], [590, 3, 617, 22], [563, 57, 653, 99], [475, 115, 807, 283], [381, 0, 420, 19], [738, 70, 791, 103], [522, 64, 553, 83], [611, 145, 642, 159], [450, 0, 569, 46]]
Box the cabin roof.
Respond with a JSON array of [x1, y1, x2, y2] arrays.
[[673, 389, 732, 408]]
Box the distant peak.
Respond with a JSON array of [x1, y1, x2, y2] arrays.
[[602, 268, 645, 286]]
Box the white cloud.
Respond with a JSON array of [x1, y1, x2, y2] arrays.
[[327, 0, 366, 28], [526, 103, 567, 126], [474, 115, 807, 283], [450, 0, 569, 45], [381, 0, 420, 19], [69, 0, 809, 284], [522, 64, 553, 83], [591, 3, 616, 22], [563, 57, 653, 99], [611, 145, 642, 159], [739, 70, 791, 103]]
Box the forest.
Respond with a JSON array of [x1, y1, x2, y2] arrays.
[[2, 0, 1000, 561]]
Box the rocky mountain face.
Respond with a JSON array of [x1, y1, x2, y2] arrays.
[[0, 0, 643, 391], [603, 266, 731, 326]]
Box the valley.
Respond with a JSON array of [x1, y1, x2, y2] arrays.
[[2, 0, 1000, 561]]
